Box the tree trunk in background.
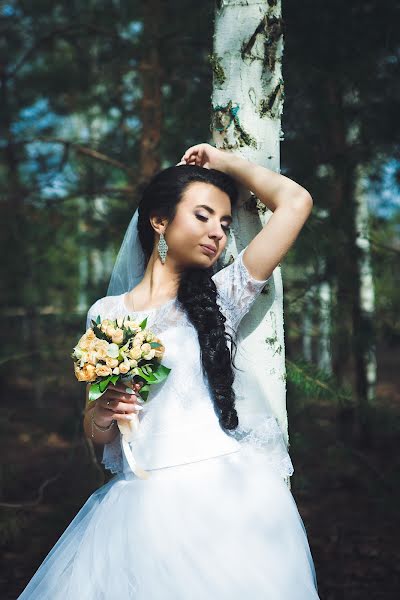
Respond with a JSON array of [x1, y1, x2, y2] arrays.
[[351, 163, 377, 448], [324, 79, 357, 441], [139, 0, 164, 188], [1, 69, 28, 308], [302, 267, 314, 363], [317, 259, 332, 374], [332, 165, 358, 443], [211, 0, 290, 487]]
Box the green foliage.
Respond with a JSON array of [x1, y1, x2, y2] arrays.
[[1, 0, 215, 314], [286, 357, 353, 409]]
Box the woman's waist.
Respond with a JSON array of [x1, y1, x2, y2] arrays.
[[122, 422, 241, 472]]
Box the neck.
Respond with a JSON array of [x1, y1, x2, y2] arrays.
[[128, 250, 181, 307]]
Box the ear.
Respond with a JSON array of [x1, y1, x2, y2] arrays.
[[149, 214, 168, 235]]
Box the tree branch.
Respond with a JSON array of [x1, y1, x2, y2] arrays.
[[20, 137, 135, 177], [6, 24, 127, 81]]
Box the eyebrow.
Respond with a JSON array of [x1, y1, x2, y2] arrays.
[[194, 204, 233, 223]]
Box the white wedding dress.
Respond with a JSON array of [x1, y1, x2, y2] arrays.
[[17, 248, 320, 599]]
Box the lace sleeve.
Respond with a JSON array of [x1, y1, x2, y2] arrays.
[[212, 247, 271, 330], [225, 413, 294, 480], [86, 298, 102, 330], [101, 431, 123, 474]]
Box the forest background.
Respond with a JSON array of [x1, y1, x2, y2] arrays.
[[1, 1, 399, 598]]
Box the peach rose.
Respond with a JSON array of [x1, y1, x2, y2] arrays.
[[142, 348, 156, 360], [74, 362, 96, 382], [133, 332, 145, 346], [88, 339, 98, 352], [78, 333, 93, 351], [105, 325, 116, 338], [100, 319, 113, 333], [86, 350, 99, 366], [125, 319, 141, 331], [154, 341, 165, 360], [111, 329, 124, 344], [95, 363, 112, 377], [129, 347, 142, 360], [129, 359, 138, 368], [86, 328, 96, 340], [94, 340, 109, 359], [112, 367, 120, 375], [105, 357, 119, 368], [119, 362, 130, 374]]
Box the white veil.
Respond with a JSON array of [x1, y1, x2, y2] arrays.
[[106, 207, 144, 297], [106, 160, 185, 297]]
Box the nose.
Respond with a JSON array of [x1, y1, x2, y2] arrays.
[[209, 224, 225, 241]]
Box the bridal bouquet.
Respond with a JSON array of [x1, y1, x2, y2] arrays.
[[72, 314, 171, 479]]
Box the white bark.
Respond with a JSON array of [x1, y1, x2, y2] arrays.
[[211, 1, 290, 484], [317, 254, 332, 374]]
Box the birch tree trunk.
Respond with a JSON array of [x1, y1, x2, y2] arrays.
[[211, 0, 290, 486], [317, 259, 333, 374]]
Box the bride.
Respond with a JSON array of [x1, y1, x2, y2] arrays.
[[18, 143, 320, 598]]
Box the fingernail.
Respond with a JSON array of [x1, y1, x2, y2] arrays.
[[125, 388, 135, 394], [126, 414, 136, 420], [136, 398, 144, 404], [135, 405, 144, 411]]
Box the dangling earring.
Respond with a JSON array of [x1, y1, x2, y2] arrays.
[[158, 231, 169, 264]]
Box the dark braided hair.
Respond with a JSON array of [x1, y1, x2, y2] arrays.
[[137, 164, 240, 431]]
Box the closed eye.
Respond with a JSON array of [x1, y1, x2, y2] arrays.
[[196, 214, 231, 233]]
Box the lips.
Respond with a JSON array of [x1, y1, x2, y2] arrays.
[[201, 244, 217, 255]]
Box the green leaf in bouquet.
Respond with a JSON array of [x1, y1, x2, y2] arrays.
[[151, 363, 171, 382], [150, 341, 162, 348], [139, 383, 150, 394], [139, 317, 148, 329], [92, 321, 109, 341], [135, 366, 159, 383], [139, 386, 150, 402], [123, 326, 137, 344], [144, 372, 158, 383], [120, 341, 129, 353], [99, 376, 112, 392], [88, 381, 107, 402]]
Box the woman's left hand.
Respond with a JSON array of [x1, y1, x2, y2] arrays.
[[179, 143, 231, 172]]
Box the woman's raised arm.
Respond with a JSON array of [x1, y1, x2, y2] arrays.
[[181, 143, 313, 282]]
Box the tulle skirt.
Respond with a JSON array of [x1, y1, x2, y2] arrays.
[[17, 446, 320, 599]]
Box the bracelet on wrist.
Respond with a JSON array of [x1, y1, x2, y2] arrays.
[[91, 413, 116, 438]]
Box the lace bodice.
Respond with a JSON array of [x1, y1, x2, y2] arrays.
[[85, 247, 294, 480]]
